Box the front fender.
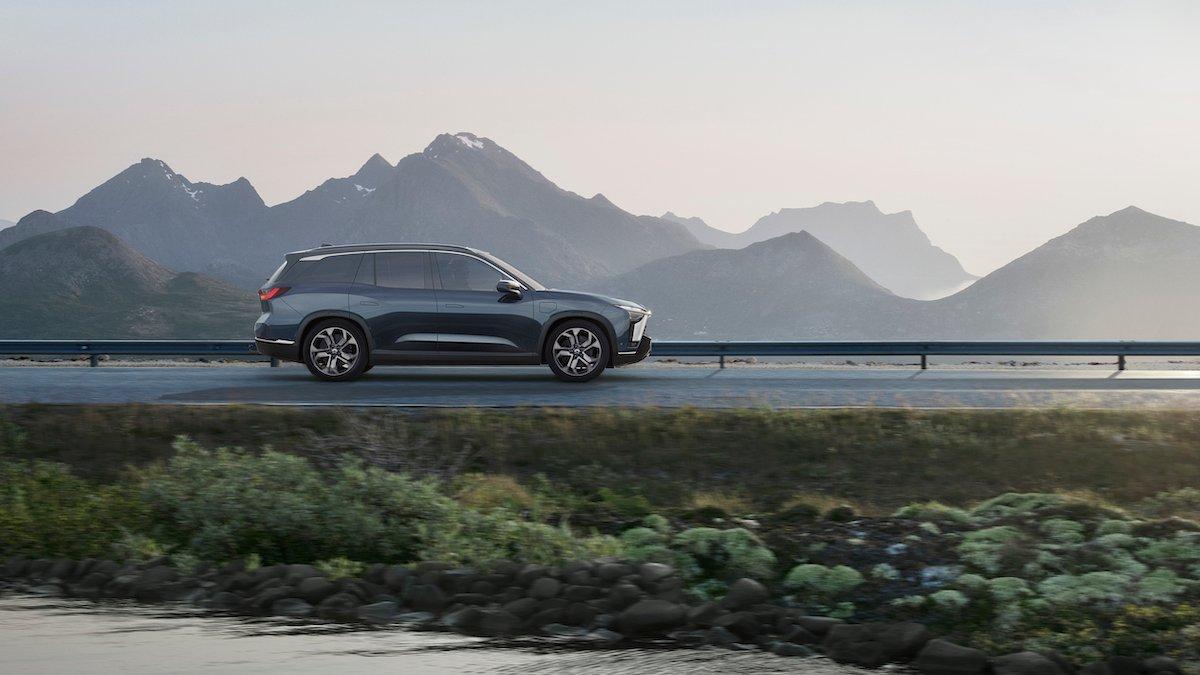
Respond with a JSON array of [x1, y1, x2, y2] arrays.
[[538, 310, 621, 366]]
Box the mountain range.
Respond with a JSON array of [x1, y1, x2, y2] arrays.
[[663, 201, 976, 300], [1, 132, 1196, 341], [0, 218, 14, 230], [0, 227, 256, 338]]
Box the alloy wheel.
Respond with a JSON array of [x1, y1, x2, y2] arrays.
[[308, 326, 360, 376], [553, 327, 602, 377]]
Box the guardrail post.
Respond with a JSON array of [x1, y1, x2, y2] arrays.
[[1118, 354, 1126, 371], [270, 357, 280, 368], [920, 354, 928, 370], [718, 354, 725, 369], [89, 354, 99, 367]]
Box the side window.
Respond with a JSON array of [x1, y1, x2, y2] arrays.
[[298, 254, 363, 284], [435, 253, 505, 292], [354, 253, 376, 286], [376, 252, 428, 289]]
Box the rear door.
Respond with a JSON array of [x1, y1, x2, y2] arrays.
[[349, 251, 439, 352], [431, 252, 539, 354]]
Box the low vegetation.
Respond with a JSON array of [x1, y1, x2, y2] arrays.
[[4, 406, 1200, 665]]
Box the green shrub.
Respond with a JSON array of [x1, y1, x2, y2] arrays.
[[315, 556, 365, 580], [893, 501, 973, 523], [0, 459, 144, 558], [784, 564, 864, 598], [621, 525, 776, 581]]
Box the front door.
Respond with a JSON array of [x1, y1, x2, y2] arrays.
[[350, 251, 439, 353], [431, 252, 539, 355]]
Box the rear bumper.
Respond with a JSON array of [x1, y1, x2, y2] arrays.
[[255, 337, 300, 362], [615, 336, 652, 367]]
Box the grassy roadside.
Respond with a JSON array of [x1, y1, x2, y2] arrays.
[[4, 404, 1200, 510], [5, 404, 1200, 664]]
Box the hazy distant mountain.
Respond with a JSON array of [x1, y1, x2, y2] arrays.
[[746, 202, 976, 299], [930, 207, 1200, 339], [606, 231, 920, 339], [1, 133, 705, 289], [0, 226, 257, 338], [0, 158, 268, 287], [0, 218, 13, 230], [661, 212, 741, 249]]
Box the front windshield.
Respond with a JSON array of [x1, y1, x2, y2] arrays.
[[477, 251, 546, 291]]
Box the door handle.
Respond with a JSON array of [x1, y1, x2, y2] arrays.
[[444, 303, 464, 309], [358, 301, 380, 306]]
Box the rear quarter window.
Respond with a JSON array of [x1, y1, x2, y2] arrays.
[[292, 254, 364, 285]]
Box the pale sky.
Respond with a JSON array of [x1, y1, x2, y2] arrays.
[[2, 1, 1198, 274]]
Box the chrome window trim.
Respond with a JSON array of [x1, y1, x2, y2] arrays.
[[299, 249, 525, 290]]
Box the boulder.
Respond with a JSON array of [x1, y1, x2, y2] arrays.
[[687, 602, 724, 627], [1143, 657, 1182, 675], [638, 563, 675, 584], [722, 578, 769, 610], [585, 628, 624, 644], [542, 623, 589, 637], [992, 652, 1067, 675], [563, 584, 602, 602], [382, 565, 412, 590], [713, 611, 763, 639], [608, 582, 644, 609], [356, 601, 398, 625], [443, 606, 484, 633], [597, 562, 633, 582], [529, 577, 561, 600], [477, 610, 522, 637], [295, 577, 337, 604], [271, 598, 314, 617], [773, 642, 816, 657], [403, 584, 447, 612], [617, 599, 686, 637], [315, 592, 361, 621], [915, 639, 990, 675], [450, 592, 491, 606], [782, 625, 820, 645], [501, 597, 540, 619], [796, 615, 843, 636], [823, 622, 932, 667]]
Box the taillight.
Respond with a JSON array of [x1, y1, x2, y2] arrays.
[[258, 286, 289, 301]]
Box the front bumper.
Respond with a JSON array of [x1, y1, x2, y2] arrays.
[[615, 336, 652, 367], [255, 337, 300, 362]]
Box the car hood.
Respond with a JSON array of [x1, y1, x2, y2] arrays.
[[541, 289, 647, 311]]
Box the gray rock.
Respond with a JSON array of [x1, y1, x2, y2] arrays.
[[206, 591, 242, 610], [668, 629, 710, 647], [773, 642, 816, 657], [721, 578, 768, 610], [992, 652, 1067, 675], [283, 564, 322, 584], [563, 584, 601, 602], [687, 601, 724, 626], [638, 562, 674, 583], [356, 600, 398, 624], [608, 582, 644, 609], [1143, 657, 1182, 675], [315, 592, 361, 621], [271, 598, 314, 617], [915, 639, 990, 675], [796, 615, 843, 636], [617, 599, 686, 637], [529, 577, 561, 600], [395, 611, 435, 624], [450, 592, 491, 606], [542, 623, 588, 637], [501, 597, 540, 619], [443, 606, 483, 632], [585, 628, 624, 644], [713, 611, 762, 639], [516, 564, 549, 586], [597, 563, 633, 582], [295, 577, 337, 604], [783, 625, 820, 645], [823, 622, 932, 667], [404, 584, 447, 612], [382, 565, 412, 590], [477, 610, 522, 637]]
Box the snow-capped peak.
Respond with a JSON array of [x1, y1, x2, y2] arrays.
[[456, 134, 484, 150]]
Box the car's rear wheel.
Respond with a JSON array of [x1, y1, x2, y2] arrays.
[[303, 320, 368, 382], [547, 320, 608, 382]]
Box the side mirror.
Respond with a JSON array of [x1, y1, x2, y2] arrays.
[[496, 279, 523, 299]]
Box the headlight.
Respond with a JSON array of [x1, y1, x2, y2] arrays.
[[616, 304, 650, 322]]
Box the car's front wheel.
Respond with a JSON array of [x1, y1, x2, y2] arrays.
[[547, 320, 608, 382], [303, 320, 368, 382]]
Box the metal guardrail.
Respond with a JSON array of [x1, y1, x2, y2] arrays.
[[3, 340, 1200, 370]]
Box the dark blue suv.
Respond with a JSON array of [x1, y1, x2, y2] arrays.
[[254, 243, 652, 382]]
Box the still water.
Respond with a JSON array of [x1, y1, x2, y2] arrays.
[[0, 593, 871, 674]]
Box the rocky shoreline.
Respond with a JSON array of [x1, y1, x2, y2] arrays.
[[1, 554, 1181, 675]]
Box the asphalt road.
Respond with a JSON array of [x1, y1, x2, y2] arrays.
[[4, 364, 1200, 408]]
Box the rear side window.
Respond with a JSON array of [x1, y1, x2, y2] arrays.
[[295, 254, 363, 284], [376, 252, 428, 289]]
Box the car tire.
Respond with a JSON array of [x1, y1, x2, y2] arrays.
[[302, 319, 368, 382], [546, 320, 609, 383]]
